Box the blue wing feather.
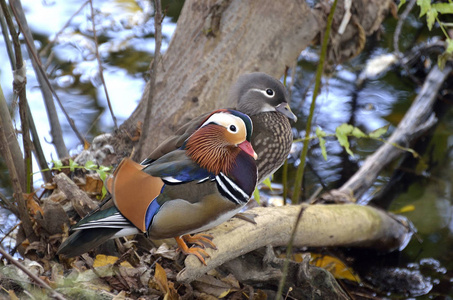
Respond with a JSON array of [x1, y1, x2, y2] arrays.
[[142, 149, 213, 183]]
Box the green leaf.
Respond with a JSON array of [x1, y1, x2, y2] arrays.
[[101, 185, 108, 199], [336, 123, 354, 135], [426, 8, 438, 30], [262, 177, 272, 190], [351, 127, 367, 138], [51, 159, 63, 171], [99, 165, 112, 172], [369, 124, 390, 138], [398, 0, 407, 10], [447, 38, 453, 53], [97, 169, 107, 182], [84, 160, 97, 170], [417, 0, 431, 17], [438, 52, 448, 69], [432, 3, 453, 14], [316, 127, 328, 160], [69, 158, 80, 172], [319, 136, 327, 160], [253, 187, 260, 204], [335, 124, 354, 157], [315, 127, 327, 138]]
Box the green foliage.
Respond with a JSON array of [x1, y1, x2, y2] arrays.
[[307, 123, 418, 161], [43, 160, 112, 198], [262, 177, 272, 190], [253, 188, 260, 205], [335, 124, 356, 157], [401, 0, 453, 68], [316, 127, 328, 160], [253, 177, 273, 204], [369, 124, 390, 138], [51, 159, 63, 171]]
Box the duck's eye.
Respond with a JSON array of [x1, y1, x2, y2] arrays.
[[229, 124, 237, 133], [266, 89, 274, 96]]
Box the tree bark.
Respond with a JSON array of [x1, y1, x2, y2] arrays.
[[115, 0, 392, 161]]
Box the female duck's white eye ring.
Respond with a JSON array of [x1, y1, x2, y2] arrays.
[[265, 88, 274, 96], [251, 88, 275, 98]]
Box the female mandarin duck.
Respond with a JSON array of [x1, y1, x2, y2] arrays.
[[58, 109, 257, 264], [146, 72, 297, 184]]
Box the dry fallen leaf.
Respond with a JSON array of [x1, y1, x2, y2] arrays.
[[93, 254, 133, 268], [192, 274, 239, 298], [154, 263, 169, 294], [79, 174, 104, 195], [25, 193, 44, 216], [7, 289, 19, 300], [154, 263, 180, 300], [310, 253, 361, 283]]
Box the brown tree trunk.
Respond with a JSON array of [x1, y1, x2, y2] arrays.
[[114, 0, 392, 161]]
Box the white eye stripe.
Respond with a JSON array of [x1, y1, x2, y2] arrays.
[[251, 88, 275, 98], [201, 112, 245, 133]]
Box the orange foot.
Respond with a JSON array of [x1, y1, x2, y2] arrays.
[[174, 236, 212, 265], [182, 233, 217, 250]]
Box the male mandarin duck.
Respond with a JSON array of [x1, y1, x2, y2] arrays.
[[147, 72, 297, 184], [57, 109, 258, 264]]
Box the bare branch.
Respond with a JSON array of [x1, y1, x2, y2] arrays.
[[0, 86, 35, 239], [133, 0, 163, 162], [0, 3, 51, 184], [336, 64, 453, 203], [2, 3, 34, 193], [9, 0, 71, 157], [89, 0, 117, 129], [39, 0, 89, 56], [393, 0, 416, 56], [0, 0, 25, 189]]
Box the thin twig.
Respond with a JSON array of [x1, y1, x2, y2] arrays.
[[1, 4, 52, 183], [0, 88, 35, 239], [133, 0, 163, 161], [0, 4, 14, 65], [0, 246, 67, 300], [0, 0, 27, 190], [9, 1, 87, 148], [0, 222, 20, 244], [27, 104, 53, 183], [292, 0, 338, 204], [39, 0, 89, 56], [89, 0, 117, 129], [0, 190, 18, 215], [8, 0, 68, 158], [276, 187, 322, 300], [2, 1, 34, 193], [393, 0, 416, 56]]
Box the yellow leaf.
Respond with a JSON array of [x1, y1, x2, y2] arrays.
[[310, 254, 361, 283], [218, 289, 231, 298], [392, 205, 416, 214], [92, 254, 133, 268], [93, 254, 118, 267], [154, 262, 169, 294], [7, 289, 19, 300]]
